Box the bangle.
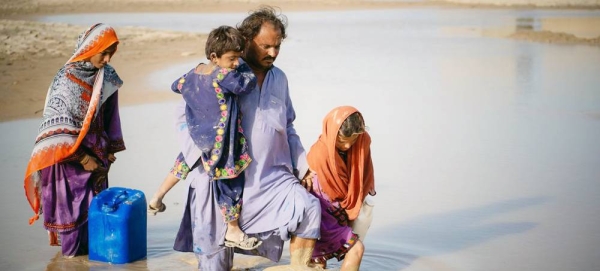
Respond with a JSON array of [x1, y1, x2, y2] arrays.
[[80, 155, 90, 165]]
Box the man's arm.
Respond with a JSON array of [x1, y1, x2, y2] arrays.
[[285, 87, 309, 180]]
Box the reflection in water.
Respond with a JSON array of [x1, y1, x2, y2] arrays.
[[515, 45, 536, 106], [45, 251, 150, 271], [367, 197, 548, 270]]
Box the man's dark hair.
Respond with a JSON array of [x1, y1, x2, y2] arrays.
[[237, 5, 288, 41], [339, 112, 366, 137], [205, 25, 245, 59]]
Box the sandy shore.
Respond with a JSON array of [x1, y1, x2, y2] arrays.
[[0, 19, 207, 122], [1, 0, 599, 122], [0, 0, 444, 122]]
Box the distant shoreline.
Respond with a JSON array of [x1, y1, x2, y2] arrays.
[[1, 0, 599, 122], [1, 0, 599, 17]]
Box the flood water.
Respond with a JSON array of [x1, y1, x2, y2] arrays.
[[2, 7, 600, 271]]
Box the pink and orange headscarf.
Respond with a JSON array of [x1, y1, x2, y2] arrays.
[[24, 23, 120, 225], [307, 106, 375, 221]]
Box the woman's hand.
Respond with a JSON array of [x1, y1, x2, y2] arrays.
[[80, 154, 101, 172], [300, 169, 315, 192], [108, 153, 117, 164]]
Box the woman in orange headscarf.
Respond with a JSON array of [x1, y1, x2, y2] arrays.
[[23, 23, 125, 257], [305, 106, 376, 270]]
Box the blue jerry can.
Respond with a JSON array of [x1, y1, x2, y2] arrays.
[[88, 187, 147, 264]]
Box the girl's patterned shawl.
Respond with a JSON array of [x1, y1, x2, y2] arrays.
[[23, 23, 122, 224], [307, 106, 375, 221]]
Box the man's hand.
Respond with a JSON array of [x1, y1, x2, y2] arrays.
[[300, 169, 315, 192]]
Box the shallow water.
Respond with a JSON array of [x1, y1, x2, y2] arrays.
[[3, 7, 600, 271]]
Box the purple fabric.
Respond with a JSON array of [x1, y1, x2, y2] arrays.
[[41, 164, 94, 234], [310, 175, 356, 261], [172, 62, 321, 269], [60, 221, 89, 256], [171, 64, 255, 180], [40, 93, 124, 256], [173, 186, 194, 253], [170, 152, 191, 179], [215, 177, 244, 223], [171, 63, 256, 225]]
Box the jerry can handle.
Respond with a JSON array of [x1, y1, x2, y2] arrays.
[[101, 190, 129, 213]]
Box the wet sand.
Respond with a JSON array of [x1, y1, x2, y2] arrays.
[[509, 17, 600, 44], [1, 0, 600, 122]]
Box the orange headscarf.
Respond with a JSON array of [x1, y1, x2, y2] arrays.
[[67, 23, 118, 64], [307, 106, 375, 220], [23, 23, 119, 225]]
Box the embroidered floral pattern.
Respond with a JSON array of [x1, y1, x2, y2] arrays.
[[219, 200, 243, 223], [177, 76, 186, 91], [170, 154, 191, 180], [202, 68, 252, 180], [328, 205, 350, 227]]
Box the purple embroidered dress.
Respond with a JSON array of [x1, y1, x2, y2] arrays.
[[172, 63, 256, 221], [40, 62, 125, 256], [23, 23, 125, 258], [310, 175, 358, 263]]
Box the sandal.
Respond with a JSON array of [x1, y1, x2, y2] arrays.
[[148, 199, 166, 216], [224, 234, 262, 250]]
